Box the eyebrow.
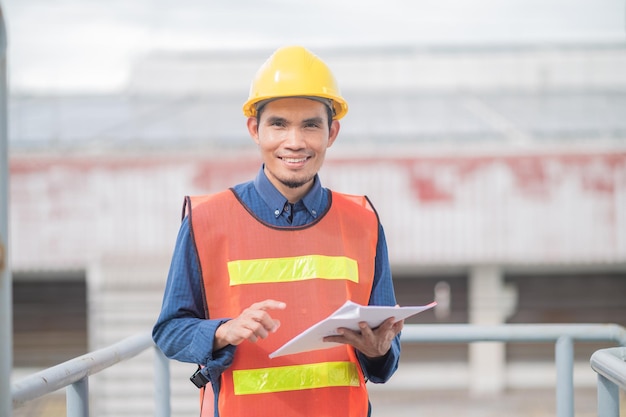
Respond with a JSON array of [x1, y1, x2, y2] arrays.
[[302, 117, 325, 126], [265, 116, 288, 125]]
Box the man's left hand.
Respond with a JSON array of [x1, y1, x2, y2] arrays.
[[322, 316, 404, 359]]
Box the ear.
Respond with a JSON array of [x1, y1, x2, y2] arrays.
[[247, 117, 260, 145], [327, 120, 340, 148]]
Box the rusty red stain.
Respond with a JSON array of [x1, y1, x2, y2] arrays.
[[190, 158, 259, 192], [505, 157, 549, 198], [9, 154, 188, 175], [410, 177, 454, 203], [9, 151, 626, 203], [326, 151, 626, 203], [190, 162, 214, 192]]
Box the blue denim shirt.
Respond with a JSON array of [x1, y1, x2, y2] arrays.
[[152, 167, 401, 406]]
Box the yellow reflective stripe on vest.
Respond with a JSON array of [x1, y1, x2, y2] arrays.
[[232, 361, 360, 395], [227, 255, 358, 286]]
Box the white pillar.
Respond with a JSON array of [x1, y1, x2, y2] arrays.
[[468, 265, 517, 395]]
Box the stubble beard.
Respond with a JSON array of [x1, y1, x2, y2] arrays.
[[279, 174, 314, 189], [265, 163, 317, 191]]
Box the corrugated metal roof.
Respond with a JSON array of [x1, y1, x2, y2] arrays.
[[9, 45, 626, 150], [9, 90, 626, 150]]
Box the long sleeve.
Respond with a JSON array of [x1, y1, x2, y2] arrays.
[[357, 223, 401, 383], [152, 217, 236, 383]]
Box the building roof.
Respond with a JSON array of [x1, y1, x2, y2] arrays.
[[10, 44, 626, 151], [9, 90, 626, 151]]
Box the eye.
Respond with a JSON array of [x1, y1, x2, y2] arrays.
[[270, 120, 286, 127], [303, 120, 323, 129], [266, 117, 287, 128]]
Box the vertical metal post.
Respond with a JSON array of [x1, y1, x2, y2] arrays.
[[67, 378, 90, 417], [555, 336, 574, 417], [154, 346, 171, 417], [0, 5, 10, 417], [596, 374, 619, 417]]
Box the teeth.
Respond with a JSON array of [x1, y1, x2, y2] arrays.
[[282, 157, 307, 163]]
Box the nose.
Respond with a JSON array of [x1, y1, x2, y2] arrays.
[[283, 127, 306, 149]]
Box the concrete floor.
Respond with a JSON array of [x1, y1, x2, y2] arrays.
[[13, 387, 624, 417], [368, 388, 606, 417]]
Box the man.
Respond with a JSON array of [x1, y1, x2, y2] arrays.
[[152, 45, 403, 417]]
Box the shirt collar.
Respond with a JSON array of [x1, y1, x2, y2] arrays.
[[253, 166, 324, 219]]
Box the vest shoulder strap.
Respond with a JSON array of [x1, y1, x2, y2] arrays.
[[182, 190, 235, 222]]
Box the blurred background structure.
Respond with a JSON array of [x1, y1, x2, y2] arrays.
[[3, 0, 626, 416]]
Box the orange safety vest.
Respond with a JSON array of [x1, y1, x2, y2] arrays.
[[186, 189, 379, 417]]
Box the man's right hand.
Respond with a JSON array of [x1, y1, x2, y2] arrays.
[[213, 299, 286, 350]]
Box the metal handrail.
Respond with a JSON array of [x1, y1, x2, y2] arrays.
[[10, 323, 626, 417], [401, 323, 626, 345], [11, 332, 170, 417], [590, 347, 626, 417], [400, 323, 626, 417]]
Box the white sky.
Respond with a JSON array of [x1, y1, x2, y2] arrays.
[[2, 0, 625, 93]]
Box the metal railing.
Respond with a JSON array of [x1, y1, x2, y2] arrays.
[[11, 333, 170, 417], [590, 347, 626, 417], [401, 323, 626, 417], [10, 323, 626, 417]]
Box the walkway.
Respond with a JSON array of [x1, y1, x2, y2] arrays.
[[368, 388, 603, 417], [14, 387, 626, 417]]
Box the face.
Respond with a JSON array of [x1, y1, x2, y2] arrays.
[[247, 97, 340, 202]]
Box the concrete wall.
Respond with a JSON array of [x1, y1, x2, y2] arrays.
[[10, 147, 626, 271]]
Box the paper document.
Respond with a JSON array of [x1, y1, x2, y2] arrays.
[[269, 300, 437, 358]]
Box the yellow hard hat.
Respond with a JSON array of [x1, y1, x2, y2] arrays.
[[242, 46, 348, 120]]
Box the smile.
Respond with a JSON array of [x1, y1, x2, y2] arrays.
[[280, 157, 309, 163]]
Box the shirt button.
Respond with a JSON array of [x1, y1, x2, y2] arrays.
[[312, 210, 317, 216], [274, 209, 280, 216]]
